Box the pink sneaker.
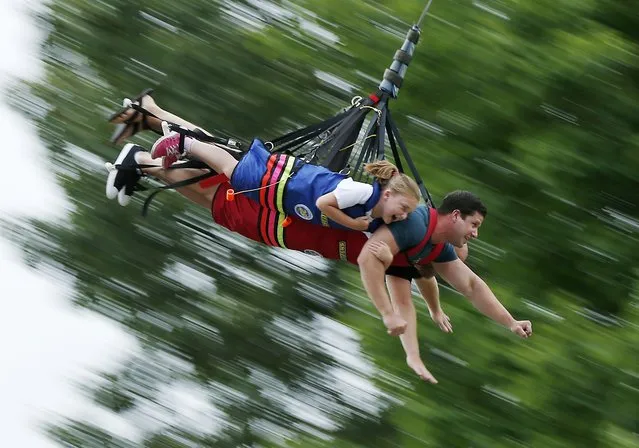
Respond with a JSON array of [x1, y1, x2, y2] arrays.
[[151, 132, 188, 168]]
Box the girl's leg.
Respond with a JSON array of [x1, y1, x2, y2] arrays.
[[188, 140, 238, 179]]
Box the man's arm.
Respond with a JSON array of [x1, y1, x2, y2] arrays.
[[357, 226, 407, 336], [414, 266, 440, 313], [433, 259, 532, 338], [414, 274, 453, 333]]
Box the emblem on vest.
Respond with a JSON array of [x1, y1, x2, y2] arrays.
[[338, 241, 347, 261], [294, 204, 313, 220]]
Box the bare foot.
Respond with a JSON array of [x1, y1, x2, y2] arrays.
[[407, 356, 438, 384]]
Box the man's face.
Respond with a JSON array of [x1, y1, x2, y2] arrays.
[[450, 210, 484, 247]]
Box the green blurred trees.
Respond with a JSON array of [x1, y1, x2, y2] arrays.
[[9, 0, 638, 446]]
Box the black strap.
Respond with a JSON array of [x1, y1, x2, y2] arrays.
[[166, 123, 244, 151], [386, 120, 404, 174], [142, 169, 217, 217], [318, 104, 373, 169], [386, 108, 434, 206], [269, 110, 351, 155]]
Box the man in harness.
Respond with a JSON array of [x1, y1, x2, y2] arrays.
[[358, 192, 532, 340]]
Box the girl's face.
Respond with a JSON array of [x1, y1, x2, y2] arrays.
[[380, 190, 418, 223]]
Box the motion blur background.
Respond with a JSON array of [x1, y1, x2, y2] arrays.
[[1, 0, 637, 446]]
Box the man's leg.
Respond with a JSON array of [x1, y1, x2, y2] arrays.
[[386, 275, 438, 384], [107, 143, 219, 210], [188, 141, 238, 180], [136, 150, 218, 209]]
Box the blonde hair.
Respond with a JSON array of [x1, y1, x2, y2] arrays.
[[364, 160, 421, 201]]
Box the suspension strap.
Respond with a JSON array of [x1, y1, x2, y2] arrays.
[[268, 109, 351, 156], [317, 91, 383, 170], [166, 123, 244, 153], [142, 168, 219, 216]]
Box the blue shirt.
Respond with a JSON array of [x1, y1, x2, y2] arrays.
[[388, 206, 457, 263]]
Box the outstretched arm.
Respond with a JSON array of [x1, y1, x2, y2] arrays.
[[368, 243, 453, 334], [433, 259, 532, 338], [414, 274, 453, 333], [358, 226, 407, 336]]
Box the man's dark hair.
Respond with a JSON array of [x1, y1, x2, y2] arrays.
[[437, 190, 487, 218]]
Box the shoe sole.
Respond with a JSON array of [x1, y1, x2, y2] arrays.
[[106, 143, 137, 203]]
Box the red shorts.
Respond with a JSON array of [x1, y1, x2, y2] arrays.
[[211, 182, 414, 267], [212, 183, 364, 264], [211, 181, 262, 243]]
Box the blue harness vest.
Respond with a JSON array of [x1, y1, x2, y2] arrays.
[[231, 139, 382, 230]]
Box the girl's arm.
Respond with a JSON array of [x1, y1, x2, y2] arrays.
[[316, 193, 371, 231]]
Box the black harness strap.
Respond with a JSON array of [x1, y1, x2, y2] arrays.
[[269, 109, 351, 153], [318, 93, 382, 170], [165, 123, 244, 152], [141, 168, 219, 216]]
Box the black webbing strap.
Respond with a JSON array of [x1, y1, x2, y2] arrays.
[[386, 108, 433, 206], [318, 103, 376, 169], [350, 115, 381, 180], [166, 123, 244, 151], [141, 168, 217, 216], [386, 120, 404, 174], [268, 110, 351, 154], [375, 104, 388, 162], [130, 103, 161, 121], [130, 103, 245, 151]]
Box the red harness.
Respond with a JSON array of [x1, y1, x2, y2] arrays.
[[404, 207, 445, 265], [199, 173, 229, 189]]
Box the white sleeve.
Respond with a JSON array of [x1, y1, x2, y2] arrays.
[[332, 178, 374, 209]]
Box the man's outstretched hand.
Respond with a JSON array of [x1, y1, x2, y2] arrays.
[[510, 320, 533, 338], [430, 309, 453, 333]]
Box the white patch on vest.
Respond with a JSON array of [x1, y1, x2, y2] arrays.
[[294, 204, 314, 220], [303, 249, 322, 257]]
